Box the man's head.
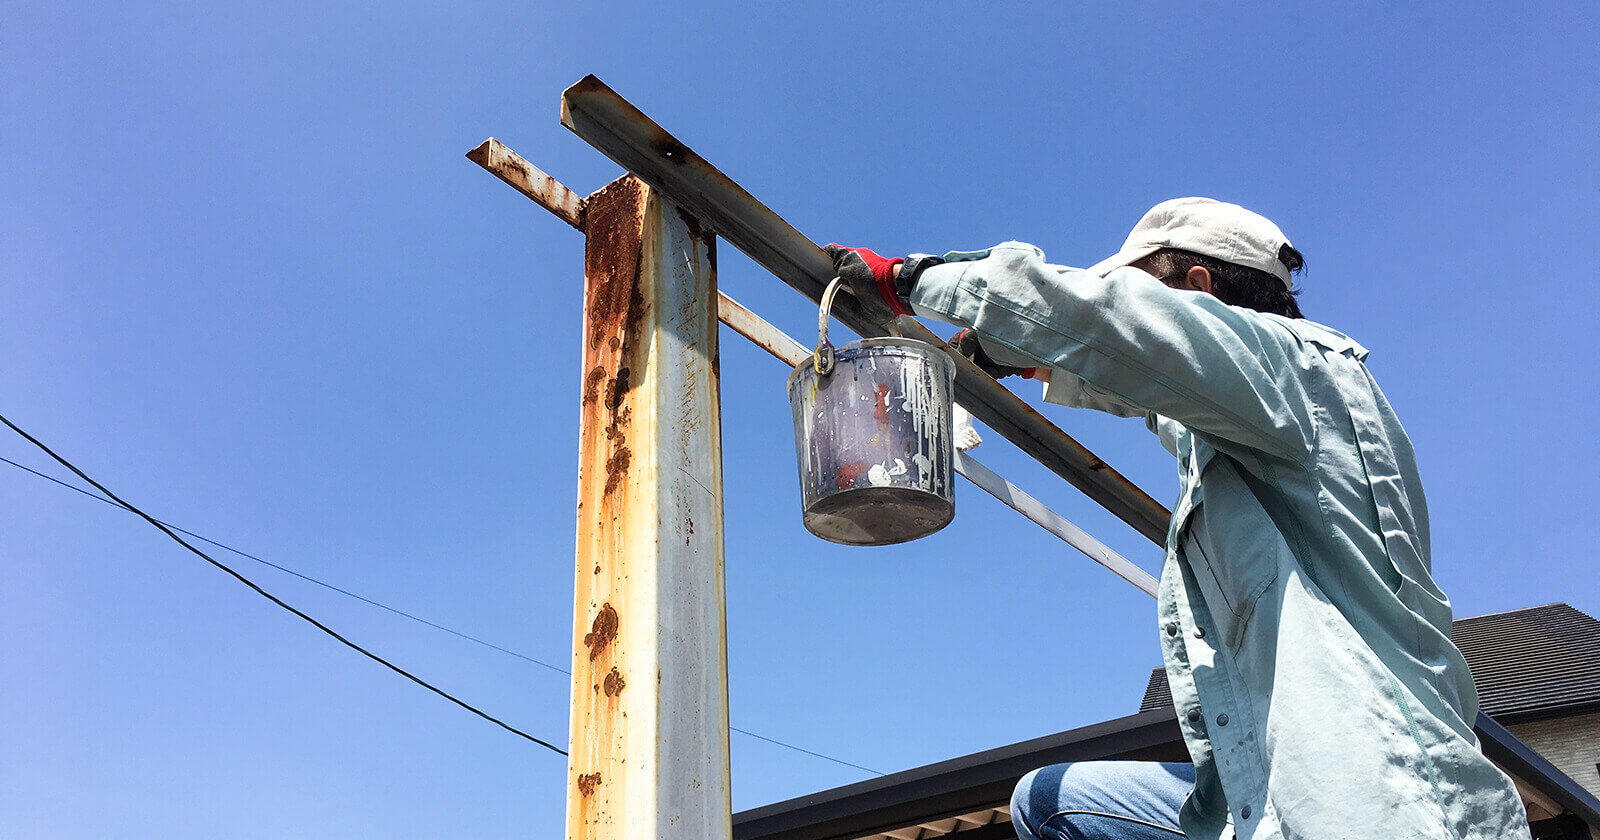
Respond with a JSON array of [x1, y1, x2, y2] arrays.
[[1088, 197, 1306, 319]]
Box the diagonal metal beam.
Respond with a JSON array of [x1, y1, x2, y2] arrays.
[[558, 75, 1172, 544]]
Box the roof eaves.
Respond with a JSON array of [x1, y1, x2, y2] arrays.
[[733, 710, 1187, 840], [1476, 712, 1600, 829]]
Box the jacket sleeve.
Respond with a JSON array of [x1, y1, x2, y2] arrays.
[[908, 241, 1316, 463]]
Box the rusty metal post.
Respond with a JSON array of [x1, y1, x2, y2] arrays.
[[568, 174, 730, 840]]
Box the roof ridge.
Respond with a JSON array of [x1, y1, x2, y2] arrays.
[[1454, 602, 1573, 623]]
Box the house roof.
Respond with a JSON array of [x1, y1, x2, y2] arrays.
[[738, 603, 1600, 840], [733, 710, 1600, 840], [1454, 602, 1600, 722], [733, 710, 1188, 840], [1138, 602, 1600, 722]]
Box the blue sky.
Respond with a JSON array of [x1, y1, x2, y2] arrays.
[[4, 1, 1597, 836]]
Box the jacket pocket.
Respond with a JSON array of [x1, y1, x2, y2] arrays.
[[1180, 455, 1289, 652], [1182, 525, 1279, 649]]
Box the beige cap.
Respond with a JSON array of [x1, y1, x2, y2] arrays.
[[1086, 197, 1296, 287]]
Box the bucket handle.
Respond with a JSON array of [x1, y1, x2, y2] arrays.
[[814, 275, 845, 375], [814, 275, 905, 375]]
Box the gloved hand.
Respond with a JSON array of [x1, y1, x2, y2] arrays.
[[949, 329, 1038, 380], [823, 244, 910, 325]]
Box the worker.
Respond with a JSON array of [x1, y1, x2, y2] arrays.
[[826, 198, 1529, 840]]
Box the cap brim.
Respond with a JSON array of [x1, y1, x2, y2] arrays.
[[1085, 243, 1162, 278]]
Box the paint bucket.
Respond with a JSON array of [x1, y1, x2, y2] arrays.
[[786, 280, 956, 545]]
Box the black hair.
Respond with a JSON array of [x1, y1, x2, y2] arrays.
[[1145, 244, 1306, 319]]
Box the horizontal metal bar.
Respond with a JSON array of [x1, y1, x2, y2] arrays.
[[716, 290, 810, 366], [559, 75, 1171, 545], [466, 137, 586, 230], [953, 452, 1157, 598], [715, 290, 1158, 598]]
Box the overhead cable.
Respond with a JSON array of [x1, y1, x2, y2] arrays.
[[0, 453, 568, 675], [1, 442, 885, 776], [0, 412, 567, 756]]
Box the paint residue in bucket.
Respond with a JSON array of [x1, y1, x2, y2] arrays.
[[836, 460, 868, 490], [899, 356, 949, 490]]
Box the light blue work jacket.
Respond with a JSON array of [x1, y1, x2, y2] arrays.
[[910, 242, 1529, 840]]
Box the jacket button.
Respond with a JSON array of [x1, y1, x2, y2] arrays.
[[1165, 623, 1178, 636], [1193, 627, 1206, 639], [1216, 713, 1229, 726], [1186, 709, 1201, 723], [1241, 805, 1252, 819]]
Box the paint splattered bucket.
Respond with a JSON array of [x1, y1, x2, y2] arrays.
[[787, 281, 955, 545]]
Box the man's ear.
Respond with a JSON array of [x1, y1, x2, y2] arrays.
[[1183, 265, 1214, 296]]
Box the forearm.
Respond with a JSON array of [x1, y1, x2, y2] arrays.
[[908, 242, 1312, 460]]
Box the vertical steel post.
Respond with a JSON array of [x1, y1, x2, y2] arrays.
[[567, 174, 730, 840]]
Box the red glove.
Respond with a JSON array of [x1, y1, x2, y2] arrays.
[[823, 244, 911, 322]]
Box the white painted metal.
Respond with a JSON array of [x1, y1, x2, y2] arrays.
[[568, 178, 731, 840]]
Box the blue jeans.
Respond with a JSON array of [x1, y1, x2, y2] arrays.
[[1011, 761, 1195, 840]]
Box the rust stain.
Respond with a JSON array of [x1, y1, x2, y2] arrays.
[[624, 283, 646, 339], [582, 365, 607, 405], [584, 603, 619, 659], [503, 155, 530, 181], [601, 367, 633, 451], [580, 177, 649, 524], [577, 772, 602, 797], [605, 366, 631, 410], [674, 204, 708, 244], [685, 516, 694, 545], [583, 177, 647, 353], [603, 666, 626, 697], [604, 447, 632, 496], [873, 383, 892, 432], [655, 136, 691, 163], [837, 461, 867, 490]]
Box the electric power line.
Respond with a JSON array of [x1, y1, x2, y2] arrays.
[[0, 412, 567, 756], [0, 453, 568, 676], [0, 440, 885, 776], [728, 726, 881, 775]]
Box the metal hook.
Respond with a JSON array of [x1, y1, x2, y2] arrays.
[[814, 276, 845, 375]]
